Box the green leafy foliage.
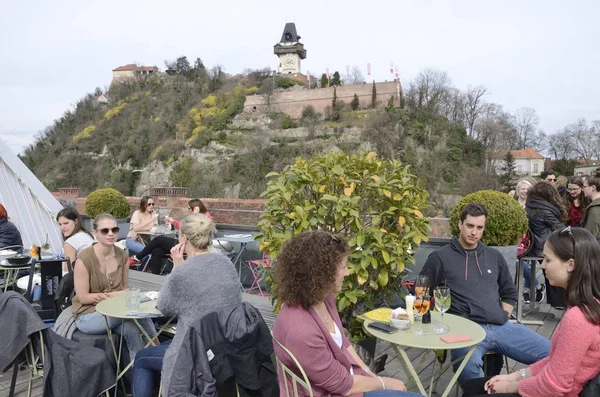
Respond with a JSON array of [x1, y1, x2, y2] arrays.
[[331, 71, 341, 86], [257, 151, 431, 340], [450, 190, 528, 246], [85, 188, 131, 219], [499, 152, 518, 190], [350, 94, 360, 111]]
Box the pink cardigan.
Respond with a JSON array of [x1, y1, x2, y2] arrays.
[[519, 306, 600, 397], [273, 295, 369, 397]]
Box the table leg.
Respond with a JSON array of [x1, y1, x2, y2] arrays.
[[440, 346, 476, 397], [3, 269, 15, 292], [392, 344, 428, 396], [103, 316, 127, 397], [115, 316, 176, 377], [234, 243, 247, 290]]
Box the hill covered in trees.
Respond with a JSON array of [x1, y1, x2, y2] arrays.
[[24, 57, 577, 214]]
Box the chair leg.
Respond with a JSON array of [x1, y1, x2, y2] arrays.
[[8, 359, 19, 397]]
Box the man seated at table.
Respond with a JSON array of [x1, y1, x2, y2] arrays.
[[419, 203, 550, 386]]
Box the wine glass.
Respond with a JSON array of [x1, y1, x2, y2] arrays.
[[414, 275, 429, 300], [414, 293, 431, 335], [434, 286, 451, 334]]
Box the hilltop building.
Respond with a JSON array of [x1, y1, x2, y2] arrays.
[[489, 148, 545, 176], [112, 64, 158, 81]]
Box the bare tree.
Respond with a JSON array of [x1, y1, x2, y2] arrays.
[[462, 85, 488, 137], [342, 66, 365, 85], [513, 107, 539, 149], [528, 129, 548, 154], [405, 69, 451, 112], [566, 118, 595, 162], [259, 79, 275, 110], [439, 88, 465, 124], [546, 129, 576, 160]]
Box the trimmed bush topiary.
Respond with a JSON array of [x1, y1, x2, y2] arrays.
[[85, 188, 131, 219], [450, 190, 528, 246]]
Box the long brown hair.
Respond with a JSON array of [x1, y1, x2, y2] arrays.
[[565, 176, 591, 208], [546, 227, 600, 325], [528, 181, 568, 222]]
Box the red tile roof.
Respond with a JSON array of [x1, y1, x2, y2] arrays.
[[112, 64, 157, 72], [491, 148, 545, 160]]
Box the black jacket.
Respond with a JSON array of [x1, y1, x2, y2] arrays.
[[0, 292, 115, 397], [525, 196, 565, 257], [0, 218, 23, 252], [420, 237, 517, 325], [166, 303, 278, 397]]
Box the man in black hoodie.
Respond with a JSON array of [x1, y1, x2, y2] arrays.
[[420, 203, 550, 386]]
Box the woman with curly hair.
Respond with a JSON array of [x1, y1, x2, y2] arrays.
[[526, 182, 567, 309], [564, 176, 590, 227], [272, 231, 423, 397]]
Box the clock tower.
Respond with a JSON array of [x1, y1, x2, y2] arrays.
[[274, 23, 307, 74]]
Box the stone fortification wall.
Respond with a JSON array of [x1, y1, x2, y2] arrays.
[[244, 81, 399, 117]]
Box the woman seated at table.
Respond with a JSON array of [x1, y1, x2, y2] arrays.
[[126, 196, 157, 257], [273, 231, 423, 397], [128, 198, 213, 274], [57, 207, 95, 271], [132, 213, 241, 397], [72, 213, 157, 360], [463, 227, 600, 397], [0, 203, 23, 252]]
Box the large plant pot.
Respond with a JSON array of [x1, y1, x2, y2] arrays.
[[490, 245, 518, 282]]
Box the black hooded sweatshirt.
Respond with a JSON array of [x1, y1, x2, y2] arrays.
[[420, 237, 518, 325]]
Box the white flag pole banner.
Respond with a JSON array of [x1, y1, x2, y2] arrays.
[[0, 138, 64, 253]]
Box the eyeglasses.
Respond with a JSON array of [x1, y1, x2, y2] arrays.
[[147, 203, 155, 206], [567, 187, 581, 192], [559, 226, 576, 258], [99, 227, 120, 235]]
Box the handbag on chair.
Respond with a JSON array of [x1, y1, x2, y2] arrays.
[[580, 371, 600, 397]]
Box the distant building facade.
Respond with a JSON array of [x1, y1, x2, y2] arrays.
[[489, 148, 545, 176], [112, 64, 158, 81]]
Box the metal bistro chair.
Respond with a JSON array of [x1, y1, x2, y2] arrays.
[[8, 330, 45, 397], [273, 337, 313, 397], [245, 253, 272, 296]]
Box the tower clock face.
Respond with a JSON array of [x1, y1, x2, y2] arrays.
[[284, 56, 296, 68]]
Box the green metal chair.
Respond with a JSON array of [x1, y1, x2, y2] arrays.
[[273, 337, 314, 397]]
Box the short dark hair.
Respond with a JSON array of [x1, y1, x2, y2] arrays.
[[587, 175, 600, 191], [275, 231, 349, 308], [546, 227, 600, 325], [540, 170, 556, 180], [459, 203, 488, 222]]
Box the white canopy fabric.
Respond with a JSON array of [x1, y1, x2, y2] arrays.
[[0, 138, 63, 253]]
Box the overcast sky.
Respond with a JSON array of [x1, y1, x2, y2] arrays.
[[1, 0, 598, 154]]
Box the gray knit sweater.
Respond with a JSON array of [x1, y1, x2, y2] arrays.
[[158, 252, 242, 394]]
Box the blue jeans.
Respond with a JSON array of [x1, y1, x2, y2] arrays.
[[76, 311, 157, 361], [132, 340, 171, 397], [523, 260, 539, 289], [126, 237, 145, 256], [364, 391, 424, 396], [450, 321, 550, 385]]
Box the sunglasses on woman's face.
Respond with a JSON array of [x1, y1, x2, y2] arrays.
[[99, 227, 120, 235], [147, 203, 155, 206]]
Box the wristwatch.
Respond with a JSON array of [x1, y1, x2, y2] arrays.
[[520, 368, 527, 380]]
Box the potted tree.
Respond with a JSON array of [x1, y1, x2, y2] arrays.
[[450, 190, 528, 280], [257, 151, 431, 345], [85, 188, 132, 240]]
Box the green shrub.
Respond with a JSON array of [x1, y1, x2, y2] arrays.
[[85, 188, 131, 219], [450, 190, 528, 246], [281, 115, 295, 129], [300, 105, 317, 120], [257, 151, 431, 340]]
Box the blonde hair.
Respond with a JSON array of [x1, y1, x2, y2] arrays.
[[180, 213, 216, 250], [93, 213, 117, 229]]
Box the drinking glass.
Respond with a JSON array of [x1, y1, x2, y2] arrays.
[[126, 288, 141, 313], [414, 275, 429, 300], [414, 294, 431, 335], [434, 286, 451, 334]]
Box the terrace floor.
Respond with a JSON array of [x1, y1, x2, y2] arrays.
[[0, 270, 562, 397]]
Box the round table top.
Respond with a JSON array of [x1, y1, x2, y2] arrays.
[[96, 292, 162, 319], [364, 312, 485, 350], [0, 263, 33, 270]]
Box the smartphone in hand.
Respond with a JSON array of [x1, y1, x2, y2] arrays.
[[368, 321, 398, 334]]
